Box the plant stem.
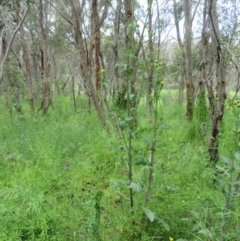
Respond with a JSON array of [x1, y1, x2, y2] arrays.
[[127, 57, 134, 209]]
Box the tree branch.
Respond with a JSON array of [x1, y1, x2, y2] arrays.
[[0, 7, 29, 84], [47, 0, 73, 25], [99, 1, 109, 27], [192, 0, 201, 24]]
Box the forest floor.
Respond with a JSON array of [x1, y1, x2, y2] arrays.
[[0, 92, 240, 241]]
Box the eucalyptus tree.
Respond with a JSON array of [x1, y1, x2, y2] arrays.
[[0, 1, 29, 84], [173, 0, 200, 120], [194, 0, 210, 141], [173, 0, 185, 102], [197, 0, 209, 108], [37, 0, 53, 114], [20, 0, 68, 114], [115, 0, 135, 109], [144, 0, 171, 121], [184, 0, 195, 121], [146, 0, 154, 122], [50, 0, 110, 128], [112, 0, 122, 99], [0, 0, 29, 114], [16, 0, 34, 112], [207, 0, 235, 163]]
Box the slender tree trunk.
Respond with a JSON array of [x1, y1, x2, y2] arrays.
[[39, 0, 51, 114], [91, 0, 101, 92], [17, 0, 34, 113], [0, 7, 29, 84], [115, 0, 134, 109], [30, 31, 38, 82], [198, 0, 209, 95], [173, 0, 185, 104], [125, 0, 134, 209], [69, 0, 108, 129], [72, 76, 76, 113], [91, 0, 108, 106], [124, 0, 132, 53], [147, 0, 153, 123], [207, 0, 227, 163], [1, 38, 12, 116], [112, 0, 121, 99], [126, 0, 138, 112], [184, 0, 194, 121], [178, 70, 185, 103], [196, 0, 209, 140]]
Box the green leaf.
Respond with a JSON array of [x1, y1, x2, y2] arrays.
[[111, 179, 128, 189], [234, 152, 240, 162], [125, 116, 134, 122], [220, 155, 231, 164], [157, 218, 170, 231], [129, 182, 142, 192], [159, 124, 171, 130], [216, 165, 230, 177], [119, 121, 126, 130], [143, 207, 155, 222], [198, 228, 213, 238], [134, 159, 149, 166]]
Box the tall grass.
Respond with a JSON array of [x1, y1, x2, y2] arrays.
[[0, 94, 239, 240]]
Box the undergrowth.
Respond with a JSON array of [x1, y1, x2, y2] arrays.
[[0, 95, 239, 240]]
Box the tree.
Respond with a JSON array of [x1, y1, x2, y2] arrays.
[[112, 0, 122, 99], [173, 0, 185, 103], [195, 0, 209, 139], [184, 0, 194, 121], [17, 0, 34, 112], [207, 0, 227, 163], [146, 0, 153, 123], [0, 3, 29, 84], [38, 0, 52, 114], [69, 0, 109, 129]]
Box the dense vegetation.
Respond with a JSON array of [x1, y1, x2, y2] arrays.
[[1, 0, 240, 240], [1, 92, 240, 241]]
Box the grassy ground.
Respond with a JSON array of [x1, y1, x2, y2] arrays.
[[0, 93, 240, 240]]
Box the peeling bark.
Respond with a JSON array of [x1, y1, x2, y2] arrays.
[[207, 0, 227, 163]]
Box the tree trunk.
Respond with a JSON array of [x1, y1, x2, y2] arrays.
[[146, 0, 153, 123], [112, 0, 121, 99], [115, 0, 134, 109], [91, 0, 101, 92], [69, 0, 108, 129], [39, 0, 51, 114], [184, 0, 194, 121], [173, 0, 185, 104], [91, 0, 108, 103], [30, 31, 39, 82], [207, 0, 227, 163], [2, 37, 12, 116], [197, 0, 209, 138], [17, 0, 34, 113], [0, 7, 29, 84]]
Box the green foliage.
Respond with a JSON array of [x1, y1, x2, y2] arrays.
[[0, 93, 240, 240], [0, 0, 34, 10], [184, 95, 209, 141]]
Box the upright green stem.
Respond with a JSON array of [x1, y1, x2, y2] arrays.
[[127, 58, 134, 209], [145, 82, 162, 205], [125, 0, 135, 210]]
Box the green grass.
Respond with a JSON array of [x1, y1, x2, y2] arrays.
[[0, 94, 240, 240]]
